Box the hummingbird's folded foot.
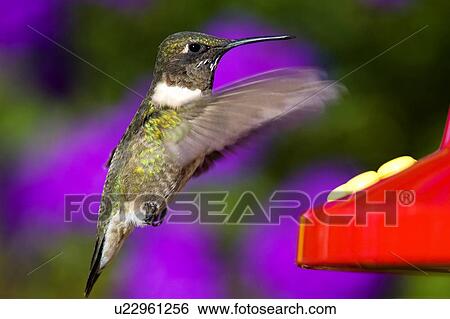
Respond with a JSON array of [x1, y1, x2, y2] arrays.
[[142, 202, 167, 227], [151, 208, 167, 227], [142, 202, 158, 224]]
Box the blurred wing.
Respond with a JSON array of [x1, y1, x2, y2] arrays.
[[164, 68, 343, 167]]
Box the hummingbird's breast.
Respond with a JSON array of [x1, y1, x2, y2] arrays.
[[106, 107, 196, 202]]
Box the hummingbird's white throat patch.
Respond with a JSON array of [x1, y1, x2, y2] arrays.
[[151, 81, 202, 107]]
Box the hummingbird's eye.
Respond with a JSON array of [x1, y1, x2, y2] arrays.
[[188, 43, 202, 53]]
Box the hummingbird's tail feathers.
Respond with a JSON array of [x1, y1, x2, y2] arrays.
[[85, 236, 105, 298]]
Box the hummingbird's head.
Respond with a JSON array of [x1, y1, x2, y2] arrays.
[[150, 31, 293, 107]]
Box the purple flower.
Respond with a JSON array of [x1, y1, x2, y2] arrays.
[[0, 0, 76, 95], [238, 162, 391, 298], [0, 0, 62, 50], [115, 224, 227, 298]]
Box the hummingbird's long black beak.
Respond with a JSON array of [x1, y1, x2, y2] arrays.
[[224, 35, 294, 50]]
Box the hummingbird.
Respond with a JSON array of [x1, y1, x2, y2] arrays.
[[84, 31, 341, 297]]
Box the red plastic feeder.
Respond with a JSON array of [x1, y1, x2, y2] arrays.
[[297, 108, 450, 273]]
